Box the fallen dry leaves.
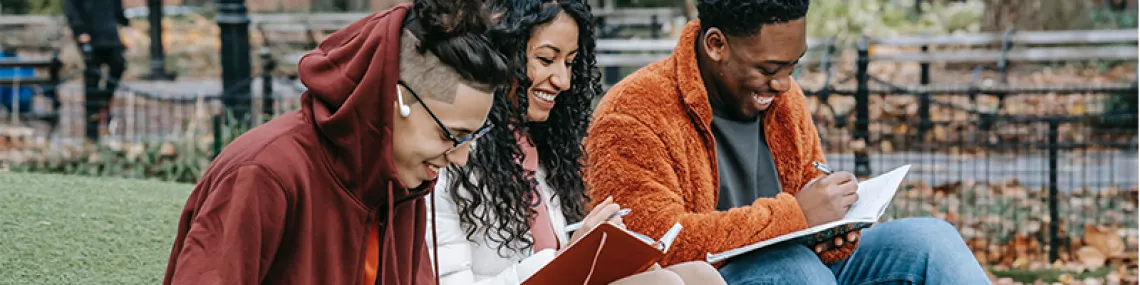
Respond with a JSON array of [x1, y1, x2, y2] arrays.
[[889, 179, 1138, 284]]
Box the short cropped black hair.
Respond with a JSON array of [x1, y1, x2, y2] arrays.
[[696, 0, 810, 36]]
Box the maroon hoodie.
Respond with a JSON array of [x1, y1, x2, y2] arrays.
[[163, 4, 437, 285]]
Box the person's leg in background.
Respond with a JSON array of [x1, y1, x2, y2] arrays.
[[82, 47, 104, 142], [829, 217, 992, 285], [83, 47, 124, 142], [718, 242, 838, 285], [102, 47, 126, 139]]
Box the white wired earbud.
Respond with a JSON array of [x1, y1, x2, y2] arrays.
[[396, 84, 411, 117]]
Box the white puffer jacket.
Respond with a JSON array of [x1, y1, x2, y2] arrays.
[[427, 167, 571, 285]]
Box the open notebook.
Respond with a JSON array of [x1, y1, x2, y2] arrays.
[[522, 222, 684, 285], [707, 164, 912, 263]]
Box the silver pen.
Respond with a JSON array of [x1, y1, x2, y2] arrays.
[[564, 208, 631, 232], [813, 161, 834, 175]]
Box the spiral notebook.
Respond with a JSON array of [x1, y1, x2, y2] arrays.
[[707, 164, 912, 263]]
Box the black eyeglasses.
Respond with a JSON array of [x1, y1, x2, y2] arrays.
[[398, 81, 494, 154]]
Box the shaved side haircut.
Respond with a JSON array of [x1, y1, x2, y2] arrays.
[[398, 29, 492, 105]]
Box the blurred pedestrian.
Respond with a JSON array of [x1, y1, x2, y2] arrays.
[[62, 0, 129, 142]]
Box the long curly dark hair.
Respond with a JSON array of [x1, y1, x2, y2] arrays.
[[445, 0, 601, 256]]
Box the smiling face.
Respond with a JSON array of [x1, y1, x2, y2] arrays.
[[524, 11, 579, 122], [700, 18, 807, 120], [390, 83, 494, 189]]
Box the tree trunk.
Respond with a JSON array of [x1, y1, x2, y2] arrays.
[[683, 0, 696, 19]]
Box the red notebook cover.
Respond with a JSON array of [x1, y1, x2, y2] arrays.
[[521, 223, 677, 285]]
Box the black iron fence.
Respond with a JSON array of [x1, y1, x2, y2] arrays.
[[795, 32, 1138, 266], [592, 28, 1138, 268]]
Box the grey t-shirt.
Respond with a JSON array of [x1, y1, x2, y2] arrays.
[[709, 100, 783, 210]]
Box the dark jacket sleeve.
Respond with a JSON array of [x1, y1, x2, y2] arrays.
[[115, 0, 129, 26], [164, 164, 290, 285], [62, 0, 87, 36]]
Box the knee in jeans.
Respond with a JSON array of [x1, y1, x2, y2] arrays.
[[736, 273, 836, 285], [874, 217, 964, 248], [891, 217, 958, 236], [719, 246, 837, 285]]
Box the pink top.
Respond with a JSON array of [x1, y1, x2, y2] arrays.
[[518, 133, 559, 252]]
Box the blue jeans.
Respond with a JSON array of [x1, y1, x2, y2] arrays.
[[718, 217, 991, 285]]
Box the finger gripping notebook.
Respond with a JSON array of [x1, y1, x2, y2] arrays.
[[521, 222, 683, 285]]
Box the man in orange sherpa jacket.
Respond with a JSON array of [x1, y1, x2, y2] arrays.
[[584, 0, 990, 284]]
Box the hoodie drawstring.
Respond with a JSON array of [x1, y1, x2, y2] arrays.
[[430, 190, 441, 285], [375, 183, 439, 285], [379, 184, 397, 285]]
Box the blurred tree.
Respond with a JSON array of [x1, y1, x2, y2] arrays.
[[1088, 0, 1138, 29], [0, 0, 28, 14], [1, 0, 62, 14], [982, 0, 1093, 31], [982, 0, 1137, 31], [805, 0, 983, 43]]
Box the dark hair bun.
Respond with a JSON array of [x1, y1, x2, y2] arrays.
[[408, 0, 510, 89], [414, 0, 492, 37]]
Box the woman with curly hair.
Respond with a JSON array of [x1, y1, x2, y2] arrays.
[[426, 1, 725, 284]]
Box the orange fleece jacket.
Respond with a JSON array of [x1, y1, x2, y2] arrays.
[[584, 20, 857, 266]]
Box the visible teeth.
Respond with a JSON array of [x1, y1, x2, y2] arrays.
[[428, 165, 440, 172], [534, 91, 557, 102], [753, 94, 774, 105]]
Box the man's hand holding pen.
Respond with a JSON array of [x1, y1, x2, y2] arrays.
[[797, 162, 861, 252]]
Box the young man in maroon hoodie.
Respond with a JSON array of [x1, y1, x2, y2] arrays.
[[162, 1, 509, 284]]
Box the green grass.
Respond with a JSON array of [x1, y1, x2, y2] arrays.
[[0, 171, 1129, 284], [0, 172, 193, 284]]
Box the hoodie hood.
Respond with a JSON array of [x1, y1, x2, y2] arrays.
[[298, 4, 418, 207]]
